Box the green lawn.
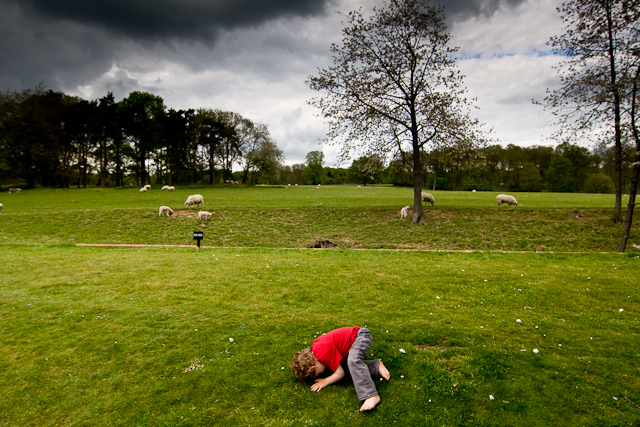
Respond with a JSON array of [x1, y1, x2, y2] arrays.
[[0, 186, 639, 426], [0, 186, 635, 252]]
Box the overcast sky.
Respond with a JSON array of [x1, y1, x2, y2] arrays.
[[1, 0, 566, 166]]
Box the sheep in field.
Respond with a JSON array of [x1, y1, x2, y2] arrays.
[[421, 192, 435, 206], [158, 206, 173, 217], [161, 185, 169, 190], [197, 211, 212, 221], [0, 202, 3, 213], [139, 187, 147, 192], [496, 194, 518, 206], [184, 194, 204, 208], [161, 185, 175, 191], [400, 206, 410, 218], [144, 184, 151, 190]]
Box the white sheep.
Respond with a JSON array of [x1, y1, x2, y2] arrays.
[[139, 187, 147, 192], [0, 202, 3, 213], [184, 194, 204, 208], [400, 205, 410, 218], [197, 211, 212, 221], [421, 192, 435, 206], [158, 206, 174, 217], [161, 185, 169, 190], [496, 194, 518, 206], [162, 185, 175, 191], [144, 184, 151, 190]]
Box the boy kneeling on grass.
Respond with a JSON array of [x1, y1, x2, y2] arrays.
[[290, 326, 390, 411]]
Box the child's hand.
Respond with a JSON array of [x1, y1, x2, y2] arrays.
[[310, 365, 344, 392], [310, 378, 328, 392]]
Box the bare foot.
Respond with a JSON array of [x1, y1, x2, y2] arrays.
[[378, 360, 390, 380], [360, 395, 381, 411]]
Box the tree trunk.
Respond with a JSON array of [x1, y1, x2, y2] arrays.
[[605, 2, 623, 223], [412, 144, 425, 224], [209, 150, 215, 185], [617, 163, 638, 252], [140, 155, 147, 187], [618, 64, 640, 251], [613, 111, 623, 223]]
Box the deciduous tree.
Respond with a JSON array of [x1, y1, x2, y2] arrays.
[[543, 0, 640, 222], [118, 91, 165, 186], [303, 151, 327, 185], [308, 0, 488, 223]]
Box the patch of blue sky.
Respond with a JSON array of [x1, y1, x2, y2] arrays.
[[455, 46, 559, 60]]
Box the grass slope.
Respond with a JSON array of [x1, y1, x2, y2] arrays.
[[0, 186, 636, 252]]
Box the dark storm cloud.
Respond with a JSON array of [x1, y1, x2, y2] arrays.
[[7, 0, 335, 41], [438, 0, 528, 22], [0, 0, 336, 91], [0, 0, 534, 97]]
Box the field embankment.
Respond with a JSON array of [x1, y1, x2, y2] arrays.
[[0, 186, 636, 252]]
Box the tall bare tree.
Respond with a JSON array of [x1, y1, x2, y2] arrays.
[[618, 55, 640, 252], [307, 0, 487, 224], [543, 0, 640, 224]]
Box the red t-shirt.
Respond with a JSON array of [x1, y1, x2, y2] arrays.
[[311, 326, 362, 372]]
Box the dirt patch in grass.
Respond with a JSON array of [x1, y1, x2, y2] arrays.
[[174, 210, 199, 218]]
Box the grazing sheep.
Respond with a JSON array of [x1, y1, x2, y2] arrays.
[[197, 211, 212, 221], [496, 194, 518, 206], [158, 206, 174, 217], [161, 185, 169, 190], [184, 194, 204, 208], [0, 202, 3, 213], [8, 188, 22, 193], [161, 185, 175, 191], [144, 184, 151, 189], [400, 205, 410, 218], [421, 192, 435, 206], [139, 187, 147, 192]]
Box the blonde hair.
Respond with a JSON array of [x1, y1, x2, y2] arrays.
[[290, 347, 316, 381]]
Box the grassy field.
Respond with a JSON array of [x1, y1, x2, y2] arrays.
[[0, 186, 636, 252], [0, 186, 639, 426]]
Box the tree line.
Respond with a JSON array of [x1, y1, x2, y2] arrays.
[[0, 84, 284, 189], [0, 83, 633, 192], [307, 140, 632, 194]]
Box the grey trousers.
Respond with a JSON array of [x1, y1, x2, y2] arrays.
[[345, 328, 379, 401]]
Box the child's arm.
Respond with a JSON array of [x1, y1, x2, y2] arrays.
[[310, 364, 345, 392]]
